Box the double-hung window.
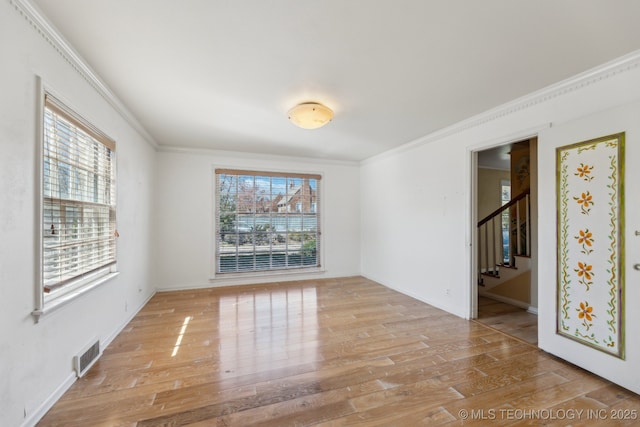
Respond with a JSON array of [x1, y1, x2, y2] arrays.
[[215, 169, 321, 274], [40, 93, 117, 304]]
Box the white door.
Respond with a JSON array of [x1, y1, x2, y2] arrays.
[[537, 101, 640, 394]]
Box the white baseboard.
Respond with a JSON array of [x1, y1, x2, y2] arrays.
[[20, 373, 76, 427], [479, 290, 537, 314], [158, 270, 361, 292], [22, 289, 157, 427], [102, 290, 156, 348], [361, 274, 467, 319]]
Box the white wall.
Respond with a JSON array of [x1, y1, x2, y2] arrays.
[[477, 167, 510, 220], [0, 3, 157, 426], [4, 0, 640, 421], [361, 134, 472, 316], [360, 52, 640, 389], [153, 150, 361, 290]]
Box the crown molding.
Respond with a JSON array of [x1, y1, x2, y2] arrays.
[[158, 145, 360, 167], [362, 49, 640, 165], [9, 0, 159, 149], [11, 0, 640, 162]]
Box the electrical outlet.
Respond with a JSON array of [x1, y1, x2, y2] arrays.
[[445, 288, 451, 296]]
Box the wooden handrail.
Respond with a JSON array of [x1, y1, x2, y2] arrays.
[[478, 189, 530, 227]]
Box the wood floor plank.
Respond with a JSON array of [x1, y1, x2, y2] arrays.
[[36, 277, 640, 426], [476, 296, 538, 345]]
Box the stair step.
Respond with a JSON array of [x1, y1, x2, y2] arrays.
[[481, 271, 500, 279]]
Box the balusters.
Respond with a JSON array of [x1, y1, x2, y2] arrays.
[[484, 223, 489, 274], [516, 200, 521, 258], [492, 216, 497, 273], [525, 194, 530, 256]]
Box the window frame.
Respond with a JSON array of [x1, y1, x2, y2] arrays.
[[33, 80, 118, 319], [212, 168, 323, 279]]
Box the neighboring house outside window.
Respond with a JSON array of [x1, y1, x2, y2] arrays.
[[215, 169, 320, 274], [273, 179, 317, 213], [39, 93, 117, 308]]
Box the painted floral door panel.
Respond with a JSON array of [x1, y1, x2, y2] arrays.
[[557, 134, 624, 358]]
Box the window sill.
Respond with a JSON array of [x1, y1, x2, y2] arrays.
[[32, 271, 120, 322], [210, 267, 324, 282]]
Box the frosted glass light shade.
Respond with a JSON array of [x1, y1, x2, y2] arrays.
[[287, 102, 333, 129]]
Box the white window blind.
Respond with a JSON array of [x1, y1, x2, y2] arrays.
[[42, 94, 116, 295], [215, 169, 321, 274]]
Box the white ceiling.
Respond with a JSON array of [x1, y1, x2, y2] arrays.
[[32, 0, 640, 162]]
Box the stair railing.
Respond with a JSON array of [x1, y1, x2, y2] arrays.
[[477, 189, 530, 284]]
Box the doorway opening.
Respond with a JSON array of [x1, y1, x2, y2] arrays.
[[472, 138, 538, 345]]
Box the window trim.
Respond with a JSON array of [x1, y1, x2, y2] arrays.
[[211, 167, 324, 280], [33, 78, 118, 320]]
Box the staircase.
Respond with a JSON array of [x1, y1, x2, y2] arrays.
[[480, 254, 531, 290], [478, 189, 531, 287]]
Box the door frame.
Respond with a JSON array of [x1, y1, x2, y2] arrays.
[[467, 127, 544, 320]]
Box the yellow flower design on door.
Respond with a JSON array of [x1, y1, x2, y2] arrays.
[[575, 261, 594, 290], [557, 133, 623, 357], [573, 191, 594, 215], [575, 229, 594, 254], [577, 301, 596, 331], [575, 163, 594, 182]]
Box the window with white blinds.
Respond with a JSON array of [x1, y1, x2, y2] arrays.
[[42, 94, 117, 297], [215, 169, 321, 274]]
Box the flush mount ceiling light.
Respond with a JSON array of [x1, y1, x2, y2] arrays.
[[287, 102, 333, 129]]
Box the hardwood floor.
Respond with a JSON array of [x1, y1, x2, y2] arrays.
[[38, 277, 640, 426], [475, 296, 538, 345]]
